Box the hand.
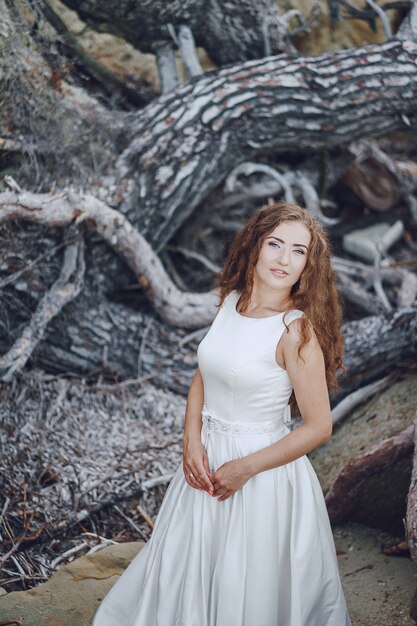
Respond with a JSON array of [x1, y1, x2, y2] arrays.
[[183, 437, 214, 495], [211, 458, 252, 502]]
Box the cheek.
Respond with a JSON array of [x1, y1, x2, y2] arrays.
[[296, 255, 308, 273], [257, 247, 271, 266], [264, 245, 277, 260]]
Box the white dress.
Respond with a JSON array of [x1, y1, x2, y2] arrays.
[[92, 290, 352, 626]]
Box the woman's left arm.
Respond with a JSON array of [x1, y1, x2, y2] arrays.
[[242, 318, 333, 478], [211, 318, 333, 501]]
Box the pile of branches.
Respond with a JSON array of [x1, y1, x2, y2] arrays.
[[0, 369, 185, 592]]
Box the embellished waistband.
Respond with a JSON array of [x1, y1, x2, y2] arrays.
[[201, 403, 290, 437]]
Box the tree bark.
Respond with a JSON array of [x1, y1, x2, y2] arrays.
[[4, 1, 417, 252], [115, 39, 417, 251], [53, 0, 284, 66], [3, 293, 414, 396]]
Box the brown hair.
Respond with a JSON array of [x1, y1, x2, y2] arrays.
[[215, 202, 346, 395]]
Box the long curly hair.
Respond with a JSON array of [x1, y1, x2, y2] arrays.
[[215, 202, 346, 395]]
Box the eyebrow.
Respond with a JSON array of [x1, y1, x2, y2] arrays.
[[267, 236, 309, 250]]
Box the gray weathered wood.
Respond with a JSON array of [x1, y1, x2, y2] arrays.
[[115, 39, 417, 251]]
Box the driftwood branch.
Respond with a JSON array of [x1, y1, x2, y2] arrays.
[[224, 162, 340, 226], [332, 255, 417, 314], [0, 234, 85, 381], [0, 190, 218, 329], [176, 24, 203, 78], [328, 0, 410, 30], [154, 39, 179, 93], [331, 375, 392, 425], [51, 473, 173, 537], [397, 0, 417, 40]]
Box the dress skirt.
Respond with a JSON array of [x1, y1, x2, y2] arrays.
[[92, 409, 352, 626]]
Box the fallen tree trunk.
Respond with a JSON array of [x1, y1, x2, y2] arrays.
[[1, 190, 416, 392], [116, 39, 417, 251], [54, 0, 291, 66], [3, 0, 417, 253], [0, 285, 415, 396]]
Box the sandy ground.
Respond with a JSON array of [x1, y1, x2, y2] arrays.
[[0, 520, 416, 625], [335, 522, 417, 626]]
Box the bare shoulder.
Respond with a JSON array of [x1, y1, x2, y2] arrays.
[[277, 313, 323, 372], [283, 313, 318, 347]]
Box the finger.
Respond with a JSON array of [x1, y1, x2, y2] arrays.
[[196, 468, 214, 492], [187, 465, 204, 487], [183, 466, 197, 486], [189, 476, 204, 491], [184, 467, 206, 491], [190, 457, 213, 492], [212, 484, 226, 496], [202, 453, 210, 473], [202, 454, 215, 485], [184, 459, 212, 492], [217, 490, 233, 502]]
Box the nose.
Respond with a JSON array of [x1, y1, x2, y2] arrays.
[[276, 246, 290, 265]]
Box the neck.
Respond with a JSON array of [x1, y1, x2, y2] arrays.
[[245, 284, 293, 313]]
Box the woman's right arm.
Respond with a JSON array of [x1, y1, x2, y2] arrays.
[[183, 366, 205, 442], [183, 299, 223, 494], [182, 367, 214, 495]]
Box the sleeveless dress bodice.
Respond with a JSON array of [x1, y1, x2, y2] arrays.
[[198, 289, 304, 425]]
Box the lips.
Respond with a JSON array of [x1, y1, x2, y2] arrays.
[[271, 268, 288, 276]]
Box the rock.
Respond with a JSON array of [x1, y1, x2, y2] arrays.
[[309, 372, 417, 535], [0, 542, 144, 626], [325, 424, 414, 531], [343, 220, 404, 262]]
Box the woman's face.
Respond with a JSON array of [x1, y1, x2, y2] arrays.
[[253, 220, 311, 291]]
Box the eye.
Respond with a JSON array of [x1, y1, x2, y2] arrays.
[[268, 241, 305, 254]]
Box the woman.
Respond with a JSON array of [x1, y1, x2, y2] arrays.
[[92, 202, 352, 626]]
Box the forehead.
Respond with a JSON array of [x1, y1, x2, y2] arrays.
[[266, 221, 311, 245]]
